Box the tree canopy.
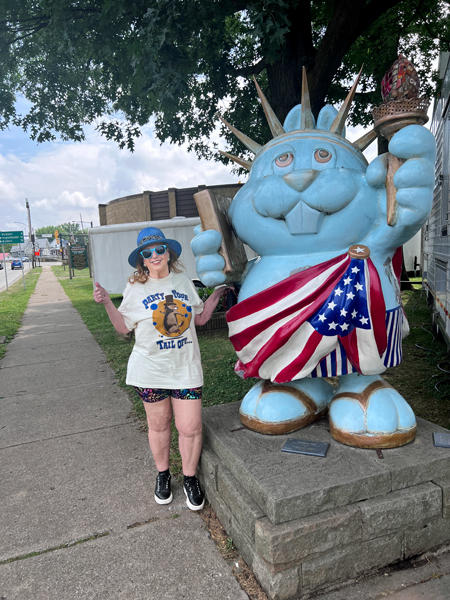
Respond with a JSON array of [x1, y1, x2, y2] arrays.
[[35, 223, 88, 240], [0, 0, 448, 162]]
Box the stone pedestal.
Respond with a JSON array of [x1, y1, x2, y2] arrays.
[[199, 402, 450, 600]]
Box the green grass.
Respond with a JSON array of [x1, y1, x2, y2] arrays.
[[200, 332, 255, 407], [52, 269, 450, 475], [52, 265, 91, 278], [384, 288, 450, 430], [0, 268, 42, 360]]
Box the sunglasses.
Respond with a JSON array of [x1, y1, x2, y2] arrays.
[[140, 244, 168, 259]]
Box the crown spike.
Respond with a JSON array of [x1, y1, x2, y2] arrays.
[[219, 150, 252, 171], [300, 66, 314, 130], [353, 128, 379, 152], [329, 65, 363, 135], [253, 77, 285, 138], [218, 115, 261, 154]]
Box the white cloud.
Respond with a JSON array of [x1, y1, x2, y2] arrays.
[[0, 116, 381, 235], [0, 122, 240, 232]]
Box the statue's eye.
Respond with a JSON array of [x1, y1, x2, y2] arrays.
[[275, 152, 294, 167], [314, 149, 332, 163]]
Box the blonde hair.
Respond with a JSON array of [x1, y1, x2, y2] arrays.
[[128, 248, 184, 284]]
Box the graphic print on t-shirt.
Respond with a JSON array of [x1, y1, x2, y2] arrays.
[[151, 294, 192, 337]]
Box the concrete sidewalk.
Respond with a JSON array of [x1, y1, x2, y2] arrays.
[[0, 266, 246, 600], [1, 265, 449, 600]]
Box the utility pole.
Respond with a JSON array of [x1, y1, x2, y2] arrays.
[[26, 199, 35, 269]]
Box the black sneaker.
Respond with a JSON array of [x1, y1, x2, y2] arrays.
[[154, 470, 173, 505], [183, 475, 205, 511]]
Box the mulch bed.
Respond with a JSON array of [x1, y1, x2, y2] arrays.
[[200, 504, 269, 600]]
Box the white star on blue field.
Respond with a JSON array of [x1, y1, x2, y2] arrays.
[[310, 259, 371, 336]]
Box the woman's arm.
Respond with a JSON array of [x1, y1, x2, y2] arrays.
[[93, 282, 131, 335], [194, 287, 230, 326]]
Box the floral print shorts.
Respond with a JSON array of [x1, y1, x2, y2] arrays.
[[133, 386, 202, 403]]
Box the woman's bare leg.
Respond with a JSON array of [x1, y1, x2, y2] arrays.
[[172, 398, 202, 476], [144, 397, 173, 472]]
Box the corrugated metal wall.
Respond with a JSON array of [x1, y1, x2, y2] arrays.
[[150, 191, 171, 221], [103, 184, 243, 225], [175, 187, 200, 218]]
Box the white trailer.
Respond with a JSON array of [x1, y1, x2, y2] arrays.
[[423, 52, 450, 348], [89, 216, 258, 295], [89, 217, 203, 294], [403, 231, 422, 274]]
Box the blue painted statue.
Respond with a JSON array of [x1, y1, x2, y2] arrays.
[[191, 65, 436, 448]]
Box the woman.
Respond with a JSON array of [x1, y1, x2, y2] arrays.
[[93, 226, 227, 511]]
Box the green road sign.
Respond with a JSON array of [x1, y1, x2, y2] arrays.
[[0, 231, 25, 244]]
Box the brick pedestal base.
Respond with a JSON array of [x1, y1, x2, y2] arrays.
[[199, 403, 450, 600]]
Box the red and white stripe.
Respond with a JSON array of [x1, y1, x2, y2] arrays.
[[227, 253, 387, 383]]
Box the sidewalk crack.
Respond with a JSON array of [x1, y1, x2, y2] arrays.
[[0, 352, 103, 370], [0, 379, 119, 397], [0, 421, 138, 450], [0, 531, 109, 566]]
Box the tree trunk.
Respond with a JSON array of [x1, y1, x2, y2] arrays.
[[265, 0, 314, 123], [266, 0, 366, 122], [264, 0, 404, 123]]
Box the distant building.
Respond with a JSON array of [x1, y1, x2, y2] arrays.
[[10, 244, 29, 258], [98, 183, 243, 226], [49, 238, 68, 256], [34, 238, 51, 257]]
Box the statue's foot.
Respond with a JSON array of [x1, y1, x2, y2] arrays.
[[329, 374, 416, 448], [239, 378, 334, 435]]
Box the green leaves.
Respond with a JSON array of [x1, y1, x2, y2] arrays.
[[0, 0, 446, 161], [249, 0, 292, 63], [35, 222, 88, 239], [96, 120, 142, 151]]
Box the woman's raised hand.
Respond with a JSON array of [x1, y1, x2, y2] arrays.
[[93, 282, 111, 305]]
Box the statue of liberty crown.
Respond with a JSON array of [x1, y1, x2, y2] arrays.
[[219, 66, 379, 171]]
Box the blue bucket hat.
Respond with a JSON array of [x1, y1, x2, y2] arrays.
[[128, 227, 182, 268]]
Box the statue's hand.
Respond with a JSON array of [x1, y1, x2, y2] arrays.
[[388, 125, 436, 222], [191, 225, 227, 287], [364, 124, 436, 251]]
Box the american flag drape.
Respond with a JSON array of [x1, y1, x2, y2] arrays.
[[308, 305, 404, 377], [227, 247, 389, 383]]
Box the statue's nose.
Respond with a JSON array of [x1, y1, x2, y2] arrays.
[[283, 169, 319, 192]]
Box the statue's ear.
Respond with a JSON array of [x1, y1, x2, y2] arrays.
[[316, 105, 346, 137], [283, 105, 316, 132]]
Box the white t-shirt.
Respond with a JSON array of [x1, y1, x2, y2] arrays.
[[118, 272, 204, 389]]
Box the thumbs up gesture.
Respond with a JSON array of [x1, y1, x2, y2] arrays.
[[93, 282, 111, 305]]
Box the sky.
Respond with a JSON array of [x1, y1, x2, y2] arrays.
[[0, 107, 378, 239], [0, 50, 441, 241], [0, 117, 244, 237]]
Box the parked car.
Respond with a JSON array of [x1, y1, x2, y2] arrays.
[[21, 256, 30, 262], [11, 258, 22, 270], [0, 261, 3, 270]]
